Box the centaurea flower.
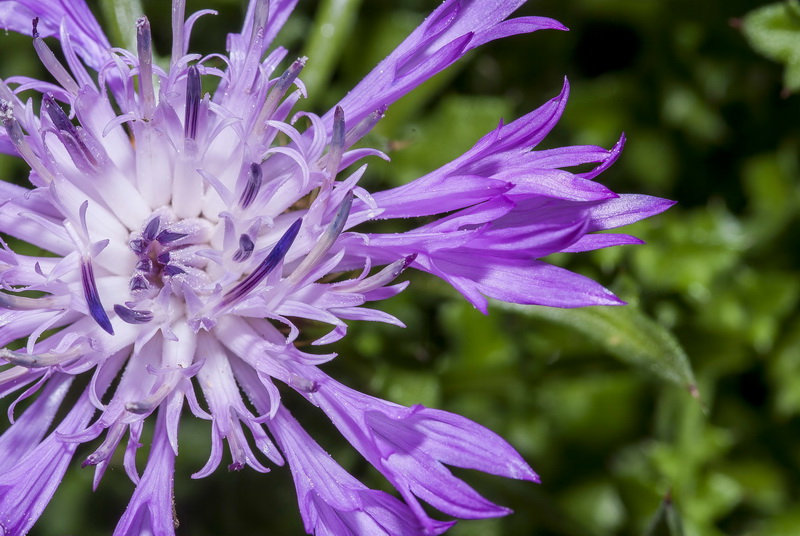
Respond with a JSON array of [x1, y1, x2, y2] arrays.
[[0, 0, 673, 534]]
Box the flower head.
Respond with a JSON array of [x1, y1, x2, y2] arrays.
[[0, 0, 673, 534]]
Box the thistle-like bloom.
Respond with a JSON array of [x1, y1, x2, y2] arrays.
[[0, 1, 673, 534]]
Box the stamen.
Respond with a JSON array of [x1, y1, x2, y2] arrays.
[[348, 253, 418, 293], [81, 260, 114, 335], [288, 190, 353, 284], [250, 0, 270, 49], [126, 384, 171, 414], [164, 265, 185, 276], [113, 304, 154, 324], [239, 163, 262, 209], [184, 65, 201, 140], [232, 234, 255, 262], [42, 94, 98, 170], [253, 58, 305, 136], [82, 423, 126, 467], [0, 346, 82, 368], [136, 17, 156, 118], [136, 259, 153, 272], [129, 238, 147, 255], [326, 106, 346, 180], [345, 106, 387, 148], [32, 18, 80, 95], [130, 274, 149, 291], [0, 96, 55, 183], [0, 291, 66, 311], [143, 216, 161, 241], [220, 219, 302, 308], [156, 230, 188, 244]]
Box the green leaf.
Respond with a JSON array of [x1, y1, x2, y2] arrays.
[[99, 0, 143, 51], [741, 0, 800, 92], [499, 302, 697, 393]]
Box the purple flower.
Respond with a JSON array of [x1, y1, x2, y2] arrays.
[[0, 0, 673, 534]]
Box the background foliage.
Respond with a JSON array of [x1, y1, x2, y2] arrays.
[[1, 0, 798, 535]]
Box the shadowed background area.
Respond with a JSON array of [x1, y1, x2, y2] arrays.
[[0, 0, 798, 535]]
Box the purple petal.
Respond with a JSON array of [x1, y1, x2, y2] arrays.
[[0, 384, 97, 535], [586, 194, 677, 231], [0, 0, 111, 71], [328, 0, 565, 129], [113, 409, 177, 536]]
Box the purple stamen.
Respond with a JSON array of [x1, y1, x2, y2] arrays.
[[41, 94, 75, 133], [221, 218, 302, 307], [32, 18, 79, 94], [136, 258, 154, 272], [114, 304, 154, 324], [232, 234, 255, 262], [130, 274, 149, 291], [129, 238, 147, 255], [345, 106, 387, 148], [136, 17, 156, 118], [239, 163, 262, 209], [156, 230, 188, 244], [164, 265, 185, 276], [327, 105, 345, 176], [143, 216, 160, 241], [42, 94, 98, 170], [81, 260, 114, 335], [184, 65, 201, 140], [156, 251, 171, 265], [254, 58, 305, 134]]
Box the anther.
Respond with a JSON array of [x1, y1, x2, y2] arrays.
[[254, 58, 305, 136], [239, 163, 262, 210], [220, 218, 302, 307], [81, 260, 114, 335], [114, 304, 154, 324], [0, 347, 82, 368], [136, 17, 156, 118], [184, 65, 201, 140], [232, 234, 255, 262], [143, 216, 161, 241], [345, 106, 387, 148], [130, 274, 149, 291], [288, 190, 352, 284], [326, 106, 346, 179], [156, 230, 188, 244], [32, 18, 80, 95]]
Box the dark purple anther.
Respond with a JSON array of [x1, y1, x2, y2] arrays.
[[239, 163, 262, 210], [327, 106, 345, 175], [232, 234, 255, 262], [113, 304, 154, 324], [42, 94, 75, 133], [156, 251, 171, 265], [164, 265, 185, 276], [130, 274, 149, 291], [143, 216, 160, 241], [136, 259, 153, 272], [81, 260, 114, 335], [345, 106, 386, 148], [42, 95, 100, 171], [156, 230, 188, 244], [222, 218, 302, 306], [129, 239, 147, 255], [184, 65, 201, 140]]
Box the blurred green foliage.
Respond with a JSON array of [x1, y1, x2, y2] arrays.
[[1, 0, 799, 535]]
